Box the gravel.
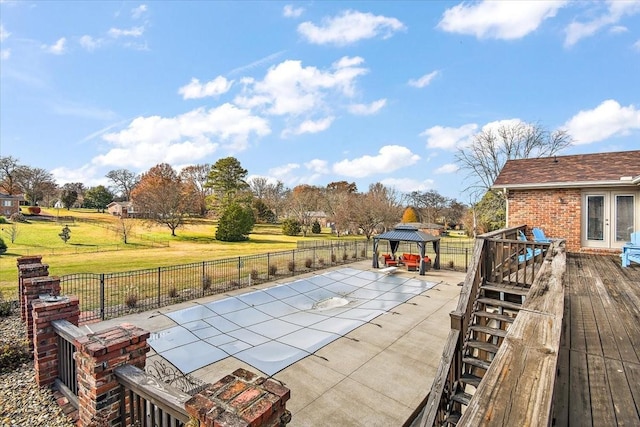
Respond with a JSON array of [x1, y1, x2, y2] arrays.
[[0, 311, 75, 427]]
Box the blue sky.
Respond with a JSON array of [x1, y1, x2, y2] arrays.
[[1, 1, 639, 201]]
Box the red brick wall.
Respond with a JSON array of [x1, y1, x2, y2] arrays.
[[506, 189, 582, 252]]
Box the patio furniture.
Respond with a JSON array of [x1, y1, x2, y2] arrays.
[[532, 227, 552, 243], [381, 254, 398, 267], [621, 231, 640, 268], [518, 230, 542, 262]]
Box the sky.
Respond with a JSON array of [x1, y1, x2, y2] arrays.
[[1, 1, 639, 202]]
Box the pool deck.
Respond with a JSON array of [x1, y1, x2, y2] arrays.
[[89, 261, 466, 426]]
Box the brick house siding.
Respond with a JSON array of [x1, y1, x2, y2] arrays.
[[507, 188, 582, 252]]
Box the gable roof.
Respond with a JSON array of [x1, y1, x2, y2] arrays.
[[492, 150, 640, 190], [374, 224, 440, 243]]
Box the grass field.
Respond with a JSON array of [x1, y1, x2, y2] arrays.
[[0, 208, 371, 297]]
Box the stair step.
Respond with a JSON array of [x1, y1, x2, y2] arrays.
[[446, 411, 461, 425], [463, 356, 491, 371], [467, 339, 499, 354], [477, 297, 522, 311], [452, 391, 473, 406], [470, 324, 508, 338], [482, 283, 530, 296], [460, 373, 482, 388], [474, 310, 516, 324]]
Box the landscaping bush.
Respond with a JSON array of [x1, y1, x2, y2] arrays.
[[448, 260, 455, 269], [251, 269, 259, 280], [342, 252, 348, 261], [282, 218, 301, 236], [311, 220, 321, 234], [268, 264, 278, 276], [229, 280, 240, 289], [215, 202, 255, 242], [0, 216, 8, 224], [0, 290, 12, 317], [360, 249, 366, 257], [0, 237, 7, 256], [168, 286, 179, 298], [318, 257, 325, 266], [202, 275, 212, 291], [125, 286, 138, 308], [304, 258, 313, 268], [287, 260, 295, 272], [0, 341, 30, 374], [331, 253, 336, 263], [10, 212, 26, 223]]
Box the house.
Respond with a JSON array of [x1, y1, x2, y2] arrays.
[[106, 201, 136, 218], [0, 192, 23, 217], [492, 150, 640, 253]]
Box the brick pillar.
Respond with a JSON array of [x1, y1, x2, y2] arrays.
[[74, 323, 150, 427], [185, 368, 291, 427], [17, 255, 48, 322], [32, 296, 80, 387], [23, 276, 61, 350]]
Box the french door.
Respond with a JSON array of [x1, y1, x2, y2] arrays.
[[583, 191, 636, 249]]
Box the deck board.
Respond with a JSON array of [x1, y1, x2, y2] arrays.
[[553, 254, 640, 426]]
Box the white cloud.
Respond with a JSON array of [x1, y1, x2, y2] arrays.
[[0, 24, 10, 42], [408, 71, 439, 88], [1, 49, 10, 60], [42, 37, 66, 55], [131, 4, 148, 19], [420, 123, 478, 150], [269, 163, 300, 179], [96, 104, 270, 169], [228, 50, 286, 76], [610, 25, 628, 34], [108, 26, 144, 38], [178, 76, 233, 99], [283, 116, 334, 137], [438, 1, 566, 40], [564, 1, 640, 47], [434, 163, 459, 174], [381, 177, 434, 193], [283, 4, 303, 18], [234, 57, 368, 116], [305, 159, 329, 174], [298, 10, 405, 46], [634, 39, 640, 51], [348, 99, 386, 115], [564, 99, 640, 144], [332, 145, 420, 178], [51, 164, 105, 187], [79, 35, 102, 51]]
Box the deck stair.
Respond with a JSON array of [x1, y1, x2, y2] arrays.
[[444, 281, 529, 425]]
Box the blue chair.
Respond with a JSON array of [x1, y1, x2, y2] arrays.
[[622, 231, 640, 267], [532, 227, 551, 243], [517, 230, 542, 262]]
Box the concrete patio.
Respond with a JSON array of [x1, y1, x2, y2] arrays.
[[89, 260, 466, 426]]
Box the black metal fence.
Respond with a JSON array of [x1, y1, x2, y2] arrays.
[[60, 239, 474, 323]]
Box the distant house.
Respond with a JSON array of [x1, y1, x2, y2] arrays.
[[0, 193, 23, 217], [492, 150, 640, 253], [397, 222, 445, 237], [106, 201, 137, 218], [307, 211, 328, 227]]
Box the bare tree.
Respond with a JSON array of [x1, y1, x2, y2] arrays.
[[0, 156, 23, 195], [456, 121, 572, 193], [180, 164, 212, 216], [405, 190, 449, 224], [287, 185, 323, 237], [106, 169, 139, 201], [14, 166, 57, 205], [116, 216, 134, 244], [351, 183, 403, 240], [4, 223, 20, 243]]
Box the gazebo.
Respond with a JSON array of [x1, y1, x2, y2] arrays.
[[372, 224, 441, 275]]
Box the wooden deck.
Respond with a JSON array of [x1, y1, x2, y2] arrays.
[[552, 254, 640, 426]]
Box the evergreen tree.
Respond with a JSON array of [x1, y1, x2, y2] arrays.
[[215, 202, 255, 242]]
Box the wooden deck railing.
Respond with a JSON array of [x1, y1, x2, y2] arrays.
[[419, 225, 553, 426], [115, 364, 191, 427], [51, 319, 84, 409], [458, 240, 565, 425]]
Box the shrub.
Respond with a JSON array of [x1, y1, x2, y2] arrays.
[[10, 212, 26, 223], [168, 286, 179, 298], [0, 216, 8, 224], [361, 249, 366, 257], [0, 341, 30, 374], [311, 220, 321, 234], [351, 252, 357, 259], [202, 275, 212, 291], [305, 258, 313, 268], [268, 264, 278, 276], [229, 281, 240, 289], [27, 206, 41, 215], [287, 260, 295, 272], [0, 291, 13, 317], [0, 237, 7, 256], [250, 269, 259, 280], [342, 252, 348, 261], [331, 253, 336, 263], [282, 218, 302, 236], [215, 202, 255, 242], [125, 287, 138, 308], [318, 257, 325, 266], [448, 260, 455, 269]]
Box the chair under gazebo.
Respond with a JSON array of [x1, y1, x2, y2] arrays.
[[372, 224, 441, 275]]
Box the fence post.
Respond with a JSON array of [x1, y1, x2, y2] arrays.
[[465, 248, 469, 271], [238, 256, 242, 283], [74, 323, 149, 427], [291, 250, 295, 276], [267, 253, 271, 280], [100, 274, 105, 320], [157, 267, 162, 307], [202, 261, 206, 297], [32, 296, 80, 387]]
